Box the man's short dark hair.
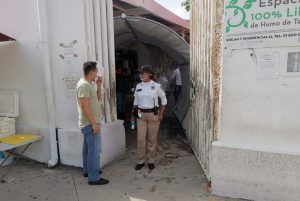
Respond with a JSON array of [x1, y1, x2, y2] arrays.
[[83, 61, 97, 76]]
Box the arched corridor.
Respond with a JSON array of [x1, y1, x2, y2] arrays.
[[114, 16, 190, 137]]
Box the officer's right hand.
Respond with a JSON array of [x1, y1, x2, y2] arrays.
[[158, 114, 164, 121], [92, 123, 100, 134]]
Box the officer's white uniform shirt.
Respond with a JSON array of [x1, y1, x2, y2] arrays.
[[134, 80, 167, 109]]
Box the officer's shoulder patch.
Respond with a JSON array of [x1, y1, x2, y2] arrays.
[[152, 82, 159, 86]]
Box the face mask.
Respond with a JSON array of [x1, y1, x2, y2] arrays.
[[140, 72, 151, 81], [139, 73, 145, 81]]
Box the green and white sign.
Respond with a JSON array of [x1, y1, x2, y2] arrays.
[[225, 0, 300, 49]]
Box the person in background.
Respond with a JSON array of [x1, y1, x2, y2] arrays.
[[132, 65, 167, 170], [116, 66, 129, 121], [75, 61, 109, 185], [158, 72, 171, 101], [170, 66, 182, 103]]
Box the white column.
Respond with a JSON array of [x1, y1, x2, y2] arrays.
[[106, 0, 117, 122], [37, 0, 58, 167]]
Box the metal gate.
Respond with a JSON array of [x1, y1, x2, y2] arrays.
[[189, 0, 223, 179]]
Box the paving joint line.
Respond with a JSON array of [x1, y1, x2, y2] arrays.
[[72, 173, 80, 201]]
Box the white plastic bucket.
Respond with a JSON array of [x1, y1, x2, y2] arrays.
[[0, 118, 16, 166], [0, 117, 15, 136], [0, 91, 19, 166]]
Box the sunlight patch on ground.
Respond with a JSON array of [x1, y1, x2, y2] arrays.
[[129, 197, 147, 201]]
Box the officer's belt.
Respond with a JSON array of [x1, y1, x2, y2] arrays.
[[139, 108, 154, 113]]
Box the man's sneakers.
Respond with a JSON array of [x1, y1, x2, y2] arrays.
[[83, 170, 102, 178], [88, 178, 109, 185], [135, 163, 155, 170], [148, 163, 155, 170], [135, 163, 145, 170]]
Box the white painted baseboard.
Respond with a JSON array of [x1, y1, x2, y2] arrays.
[[58, 120, 126, 168], [211, 142, 300, 201]]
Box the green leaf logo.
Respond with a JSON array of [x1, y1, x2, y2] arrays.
[[245, 0, 256, 3], [234, 9, 239, 16], [230, 0, 238, 5], [226, 26, 231, 33], [225, 0, 257, 33], [243, 4, 252, 9]]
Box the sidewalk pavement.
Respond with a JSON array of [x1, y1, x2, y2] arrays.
[[0, 128, 247, 201]]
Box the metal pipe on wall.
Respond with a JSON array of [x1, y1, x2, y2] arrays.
[[88, 0, 96, 60], [93, 0, 106, 123], [93, 0, 103, 70], [212, 0, 224, 141], [100, 0, 112, 122], [83, 0, 96, 60], [189, 0, 216, 179], [37, 0, 58, 167], [106, 0, 117, 122]]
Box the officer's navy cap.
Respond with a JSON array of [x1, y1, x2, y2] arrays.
[[138, 65, 154, 74]]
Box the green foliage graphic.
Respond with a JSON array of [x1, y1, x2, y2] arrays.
[[225, 0, 257, 33]]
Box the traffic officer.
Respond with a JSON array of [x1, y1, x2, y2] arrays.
[[132, 65, 167, 170]]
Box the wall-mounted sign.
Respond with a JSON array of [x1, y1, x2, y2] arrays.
[[287, 51, 300, 72], [256, 51, 280, 79], [59, 40, 79, 65], [225, 0, 300, 49]]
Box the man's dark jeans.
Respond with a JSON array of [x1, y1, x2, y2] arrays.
[[81, 124, 101, 182]]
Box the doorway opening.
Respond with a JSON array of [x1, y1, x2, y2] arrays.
[[114, 16, 190, 140]]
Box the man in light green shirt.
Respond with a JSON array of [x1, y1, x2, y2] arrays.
[[75, 61, 109, 185], [76, 77, 101, 129]]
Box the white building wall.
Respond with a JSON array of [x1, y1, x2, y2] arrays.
[[46, 0, 88, 130], [212, 47, 300, 200], [0, 1, 40, 42], [0, 0, 125, 166], [0, 0, 51, 162], [220, 48, 300, 153], [45, 0, 125, 167]]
